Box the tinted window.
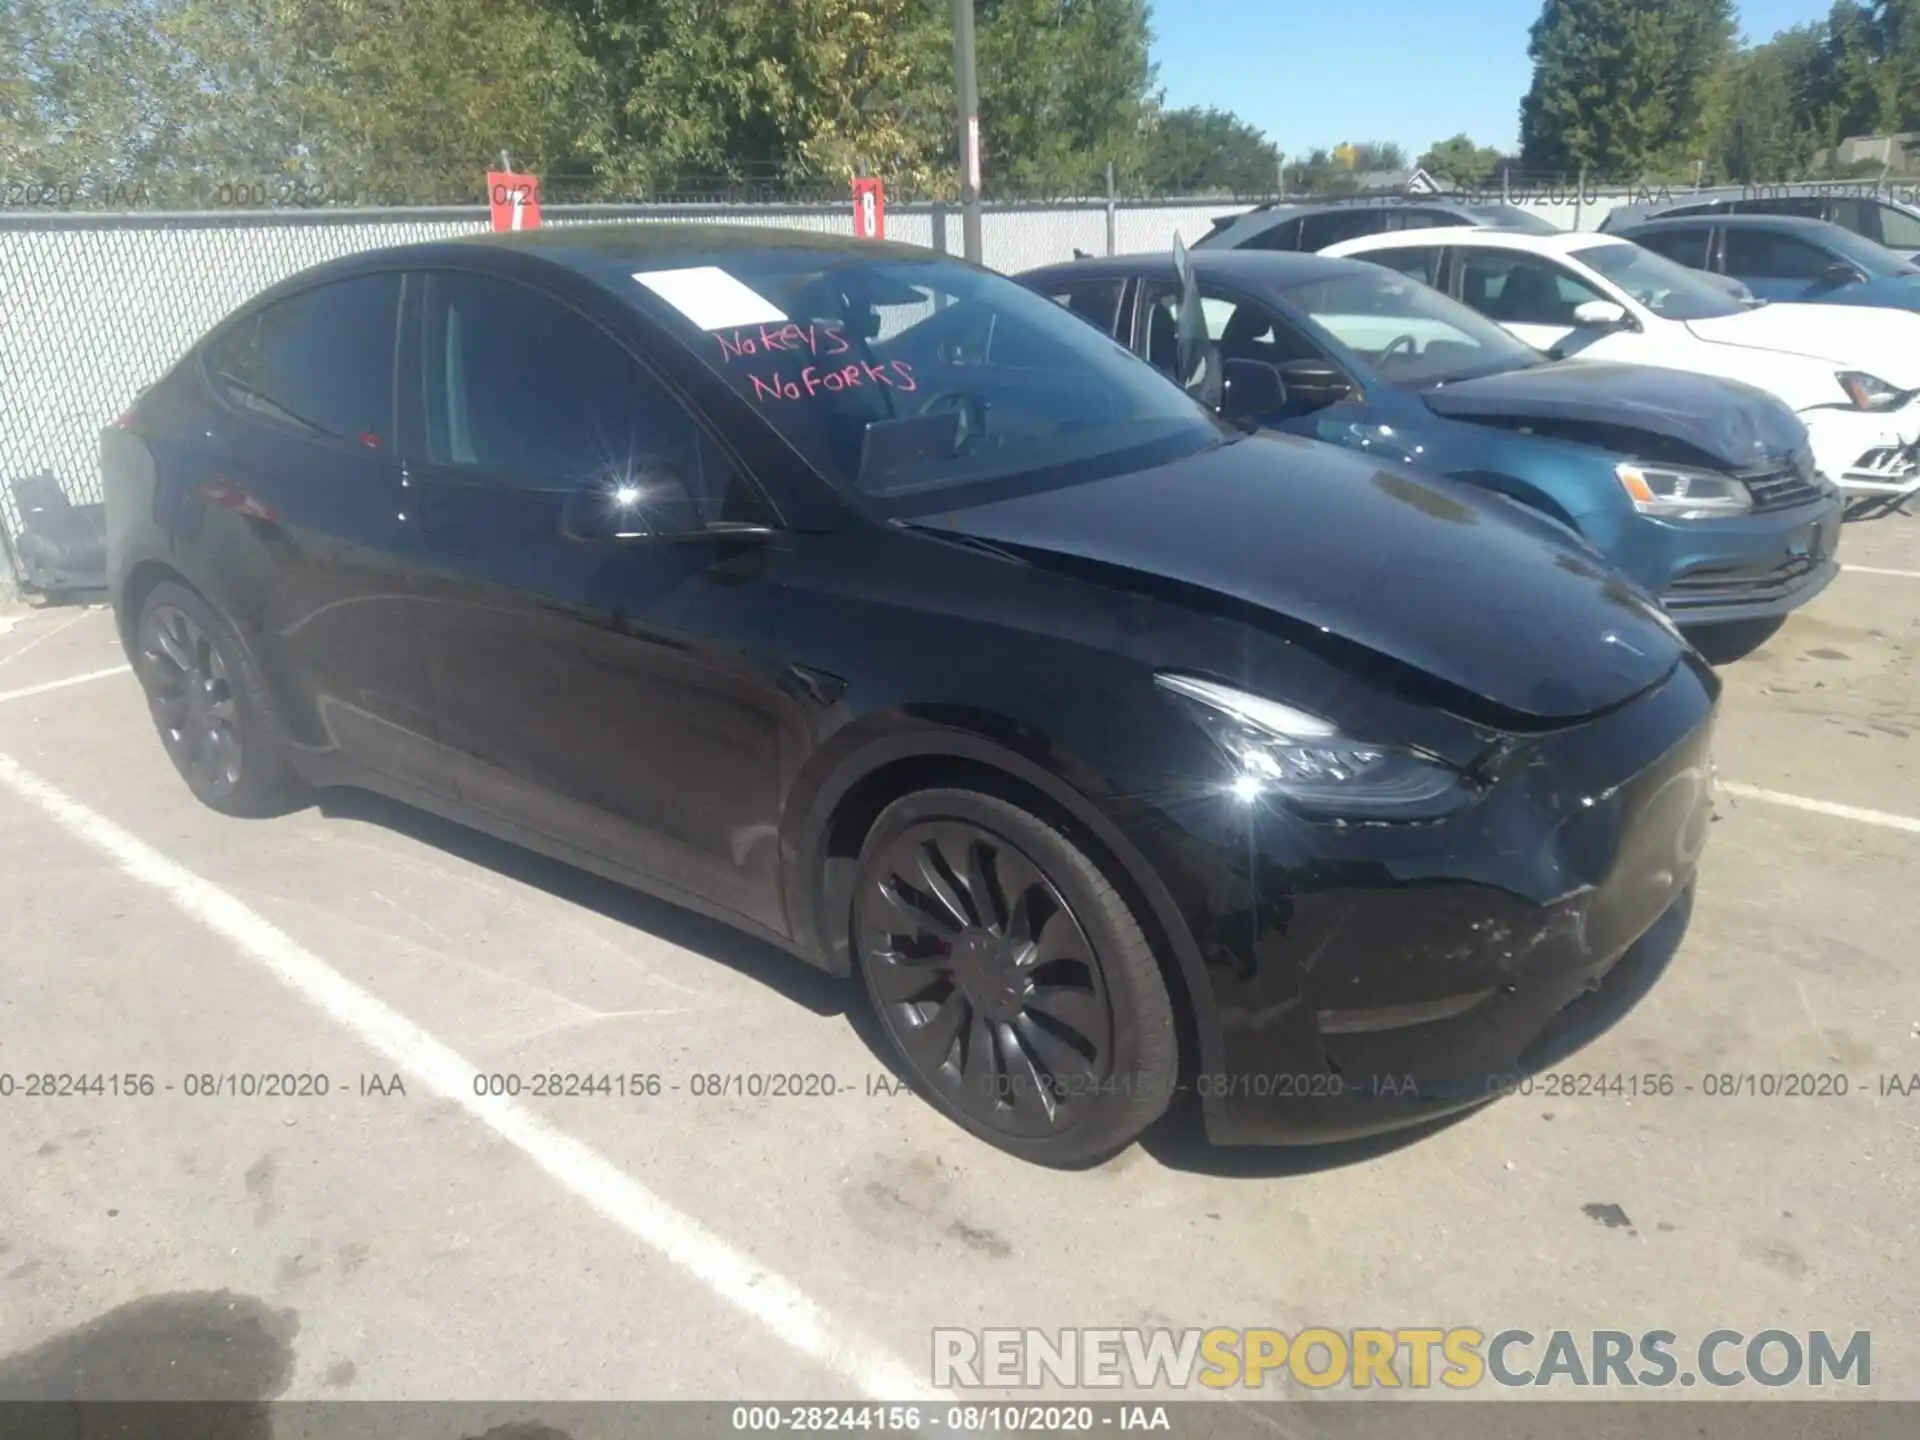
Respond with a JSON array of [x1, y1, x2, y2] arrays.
[[1387, 210, 1456, 231], [1458, 252, 1605, 325], [1045, 279, 1125, 335], [208, 274, 400, 447], [1244, 216, 1304, 250], [419, 271, 766, 527], [1722, 229, 1839, 280], [653, 253, 1220, 514], [1298, 208, 1392, 250], [1828, 198, 1876, 238], [1873, 201, 1920, 250], [1633, 227, 1711, 269], [1353, 245, 1445, 286]]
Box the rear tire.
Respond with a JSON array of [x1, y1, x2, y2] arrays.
[[133, 582, 308, 817], [851, 787, 1177, 1167]]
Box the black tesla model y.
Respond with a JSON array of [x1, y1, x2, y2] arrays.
[[102, 225, 1718, 1166]]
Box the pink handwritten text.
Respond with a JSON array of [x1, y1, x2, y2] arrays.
[[747, 359, 918, 403], [717, 322, 851, 362]]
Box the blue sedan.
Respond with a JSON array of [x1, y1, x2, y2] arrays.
[[1017, 249, 1843, 641], [1615, 212, 1920, 311]]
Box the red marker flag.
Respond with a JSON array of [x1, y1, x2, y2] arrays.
[[852, 177, 886, 240], [487, 171, 542, 231]]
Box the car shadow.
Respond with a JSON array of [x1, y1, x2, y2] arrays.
[[315, 786, 1477, 1178], [1137, 1092, 1486, 1178], [311, 786, 922, 1095]]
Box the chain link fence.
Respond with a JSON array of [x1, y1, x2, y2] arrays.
[[0, 196, 1254, 579]]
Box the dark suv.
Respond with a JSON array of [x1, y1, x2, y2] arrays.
[[1196, 198, 1560, 253], [1598, 187, 1920, 262]]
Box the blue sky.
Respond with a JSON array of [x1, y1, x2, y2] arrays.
[[1149, 0, 1835, 161]]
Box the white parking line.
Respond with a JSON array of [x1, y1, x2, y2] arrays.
[[0, 606, 102, 668], [1720, 781, 1920, 836], [1843, 564, 1920, 580], [0, 664, 132, 706], [0, 749, 942, 1405]]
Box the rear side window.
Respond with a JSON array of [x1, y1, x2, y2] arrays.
[[1243, 216, 1305, 250], [1298, 209, 1391, 250], [1633, 227, 1711, 268], [207, 274, 401, 448], [1044, 279, 1126, 335]]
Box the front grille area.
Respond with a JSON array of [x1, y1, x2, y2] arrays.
[[1740, 447, 1825, 512], [1844, 441, 1920, 482], [1665, 555, 1822, 609]]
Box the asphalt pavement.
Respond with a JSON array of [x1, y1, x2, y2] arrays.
[[0, 520, 1916, 1415]]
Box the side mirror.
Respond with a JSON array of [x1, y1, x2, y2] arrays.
[[1571, 298, 1630, 330], [559, 476, 701, 541], [1821, 261, 1864, 287], [1221, 359, 1288, 421], [1275, 358, 1355, 410]]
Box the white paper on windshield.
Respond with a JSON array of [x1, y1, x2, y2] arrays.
[[631, 266, 788, 330]]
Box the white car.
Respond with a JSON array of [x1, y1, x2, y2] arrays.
[[1323, 226, 1920, 499]]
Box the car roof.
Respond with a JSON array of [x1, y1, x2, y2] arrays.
[[1325, 225, 1627, 258], [1018, 248, 1384, 291], [1201, 197, 1511, 247], [1615, 213, 1846, 238], [237, 222, 950, 316]]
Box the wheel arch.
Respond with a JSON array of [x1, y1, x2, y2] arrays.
[[786, 730, 1223, 1090]]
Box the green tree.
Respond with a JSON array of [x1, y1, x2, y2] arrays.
[[1417, 133, 1504, 185], [1519, 0, 1736, 178], [1701, 26, 1822, 180], [973, 0, 1157, 195], [1132, 106, 1279, 195]]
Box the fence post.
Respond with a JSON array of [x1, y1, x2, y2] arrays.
[[932, 201, 948, 255], [1105, 163, 1117, 255], [1574, 167, 1586, 229]]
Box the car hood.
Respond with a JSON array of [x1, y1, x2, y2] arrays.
[[922, 434, 1683, 725], [1827, 274, 1920, 310], [1420, 359, 1806, 468], [1684, 302, 1920, 388]]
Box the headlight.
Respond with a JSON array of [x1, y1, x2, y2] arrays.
[[1613, 462, 1752, 519], [1155, 673, 1473, 820], [1837, 370, 1908, 411]]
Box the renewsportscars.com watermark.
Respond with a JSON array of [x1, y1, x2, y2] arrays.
[[932, 1327, 1871, 1391]]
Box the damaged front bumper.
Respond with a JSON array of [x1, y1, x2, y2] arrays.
[[1141, 653, 1720, 1147], [1802, 406, 1920, 497]]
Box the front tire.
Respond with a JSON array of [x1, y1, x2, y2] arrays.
[[852, 787, 1177, 1166], [134, 582, 308, 817]]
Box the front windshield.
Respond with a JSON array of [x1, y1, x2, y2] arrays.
[[1276, 268, 1547, 385], [1569, 241, 1743, 320], [1822, 223, 1920, 277], [646, 253, 1222, 512]]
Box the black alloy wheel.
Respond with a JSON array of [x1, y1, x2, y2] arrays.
[[134, 582, 306, 817], [853, 788, 1176, 1165]]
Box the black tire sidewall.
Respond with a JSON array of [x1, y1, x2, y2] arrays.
[[136, 581, 301, 816], [853, 786, 1177, 1166]]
